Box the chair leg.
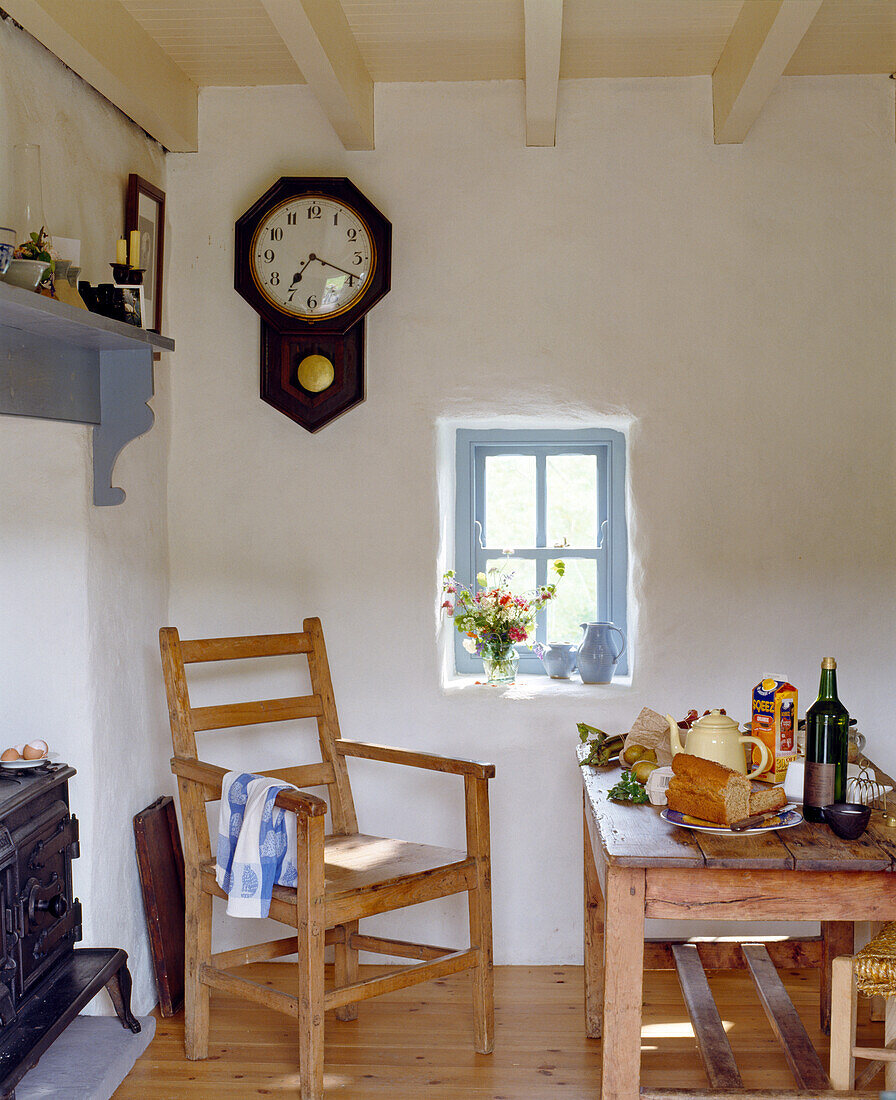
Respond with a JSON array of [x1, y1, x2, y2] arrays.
[[334, 920, 359, 1021], [465, 776, 494, 1055], [829, 955, 857, 1090], [297, 815, 326, 1100], [184, 875, 212, 1061], [886, 995, 896, 1090]]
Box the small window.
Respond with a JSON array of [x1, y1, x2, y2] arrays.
[[453, 428, 628, 676]]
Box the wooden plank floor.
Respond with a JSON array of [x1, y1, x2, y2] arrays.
[[112, 963, 880, 1098]]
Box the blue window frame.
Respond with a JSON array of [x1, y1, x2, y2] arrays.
[[453, 428, 628, 676]]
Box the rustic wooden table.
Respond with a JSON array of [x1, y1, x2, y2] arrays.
[[580, 746, 896, 1100]]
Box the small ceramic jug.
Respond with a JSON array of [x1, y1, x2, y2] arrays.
[[576, 622, 626, 684], [541, 643, 577, 679]]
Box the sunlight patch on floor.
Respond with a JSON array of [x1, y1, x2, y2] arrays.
[[641, 1016, 734, 1040]]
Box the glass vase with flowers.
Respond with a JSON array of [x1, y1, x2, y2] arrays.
[[442, 557, 564, 684]]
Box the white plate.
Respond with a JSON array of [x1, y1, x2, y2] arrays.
[[661, 805, 802, 835], [0, 752, 57, 770]]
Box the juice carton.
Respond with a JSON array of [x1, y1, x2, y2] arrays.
[[751, 678, 798, 783]]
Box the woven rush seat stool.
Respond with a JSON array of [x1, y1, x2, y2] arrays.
[[830, 921, 896, 1090]]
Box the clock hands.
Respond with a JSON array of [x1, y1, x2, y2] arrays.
[[315, 256, 359, 281], [290, 253, 359, 287]]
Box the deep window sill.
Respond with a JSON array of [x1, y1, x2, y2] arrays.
[[441, 672, 633, 698]]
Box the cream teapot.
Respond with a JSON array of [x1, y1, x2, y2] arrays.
[[665, 710, 770, 777]]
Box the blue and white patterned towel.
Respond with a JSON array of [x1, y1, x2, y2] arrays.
[[215, 771, 300, 918]]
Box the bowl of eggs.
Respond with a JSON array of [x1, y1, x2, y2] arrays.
[[1, 741, 51, 769]]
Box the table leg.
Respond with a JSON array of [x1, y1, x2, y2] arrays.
[[584, 803, 604, 1039], [821, 921, 854, 1034], [601, 865, 646, 1100]]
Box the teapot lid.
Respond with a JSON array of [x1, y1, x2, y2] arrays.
[[692, 708, 739, 731]]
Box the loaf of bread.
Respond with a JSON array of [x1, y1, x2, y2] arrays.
[[666, 753, 750, 825], [666, 753, 787, 826]]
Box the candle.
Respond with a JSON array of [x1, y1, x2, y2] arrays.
[[128, 229, 140, 267], [116, 237, 127, 265]]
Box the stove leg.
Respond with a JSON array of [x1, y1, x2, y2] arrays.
[[105, 962, 141, 1033], [0, 983, 16, 1027]]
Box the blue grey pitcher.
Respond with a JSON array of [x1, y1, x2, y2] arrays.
[[577, 622, 626, 684], [541, 643, 578, 679]]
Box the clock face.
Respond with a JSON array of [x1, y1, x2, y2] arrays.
[[250, 195, 375, 321]]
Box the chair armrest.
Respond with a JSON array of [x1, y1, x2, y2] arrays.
[[335, 740, 495, 780], [170, 756, 328, 818]]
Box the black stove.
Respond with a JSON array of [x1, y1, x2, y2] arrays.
[[0, 762, 138, 1100]]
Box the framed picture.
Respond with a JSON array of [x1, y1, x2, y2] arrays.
[[125, 174, 165, 334], [113, 283, 146, 328]]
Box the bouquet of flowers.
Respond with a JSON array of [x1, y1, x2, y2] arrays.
[[441, 557, 564, 682]]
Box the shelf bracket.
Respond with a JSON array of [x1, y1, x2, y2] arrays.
[[92, 349, 154, 507]]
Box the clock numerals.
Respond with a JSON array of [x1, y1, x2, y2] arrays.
[[250, 196, 375, 319]]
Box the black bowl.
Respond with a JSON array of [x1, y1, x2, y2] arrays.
[[821, 802, 871, 840]]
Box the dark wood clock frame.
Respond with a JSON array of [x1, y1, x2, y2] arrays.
[[235, 177, 391, 432]]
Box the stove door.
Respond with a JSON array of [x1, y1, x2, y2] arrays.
[[13, 805, 80, 995]]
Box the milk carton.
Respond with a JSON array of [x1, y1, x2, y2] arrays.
[[751, 678, 798, 783]]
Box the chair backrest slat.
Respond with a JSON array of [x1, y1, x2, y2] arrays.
[[191, 695, 323, 732], [263, 762, 336, 788], [180, 633, 312, 663]]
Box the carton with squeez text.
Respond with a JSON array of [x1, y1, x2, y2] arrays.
[[751, 677, 798, 783]]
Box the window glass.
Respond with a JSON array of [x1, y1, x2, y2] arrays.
[[484, 557, 536, 597], [546, 453, 597, 548], [546, 557, 597, 643], [484, 455, 535, 548]]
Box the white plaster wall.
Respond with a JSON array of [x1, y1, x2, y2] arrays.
[[0, 19, 170, 1013], [167, 75, 896, 961]]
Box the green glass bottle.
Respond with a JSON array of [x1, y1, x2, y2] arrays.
[[802, 657, 849, 823]]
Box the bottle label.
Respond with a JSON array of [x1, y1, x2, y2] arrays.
[[805, 761, 836, 807]]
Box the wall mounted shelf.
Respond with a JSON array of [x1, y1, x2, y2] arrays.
[[0, 280, 174, 505]]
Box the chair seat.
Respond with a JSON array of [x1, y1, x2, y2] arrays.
[[201, 833, 470, 918]]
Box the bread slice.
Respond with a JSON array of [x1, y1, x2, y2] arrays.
[[666, 753, 750, 826], [749, 782, 787, 816]]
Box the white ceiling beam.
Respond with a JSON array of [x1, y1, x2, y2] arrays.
[[712, 0, 823, 144], [259, 0, 374, 151], [524, 0, 563, 147], [2, 0, 198, 152]]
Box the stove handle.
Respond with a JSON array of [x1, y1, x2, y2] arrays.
[[26, 876, 66, 924], [38, 895, 67, 919]]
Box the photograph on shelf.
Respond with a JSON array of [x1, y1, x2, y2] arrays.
[[112, 283, 146, 328]]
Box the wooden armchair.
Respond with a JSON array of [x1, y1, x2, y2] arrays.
[[159, 618, 494, 1100]]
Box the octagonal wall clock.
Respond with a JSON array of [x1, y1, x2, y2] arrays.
[[235, 177, 392, 432]]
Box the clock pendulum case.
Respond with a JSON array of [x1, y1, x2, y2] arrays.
[[234, 177, 392, 432]]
